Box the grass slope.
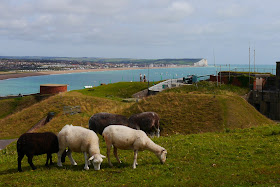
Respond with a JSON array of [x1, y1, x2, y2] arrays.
[[0, 81, 274, 139], [0, 81, 278, 185], [1, 125, 280, 186], [0, 92, 132, 139], [75, 82, 152, 101], [122, 82, 274, 135], [0, 95, 48, 119]]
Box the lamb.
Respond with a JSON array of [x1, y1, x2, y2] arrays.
[[17, 132, 59, 172], [128, 112, 161, 137], [89, 112, 129, 135], [57, 124, 105, 170], [102, 125, 167, 169]]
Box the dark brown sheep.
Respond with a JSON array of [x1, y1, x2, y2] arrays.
[[17, 132, 60, 172], [128, 112, 160, 137], [88, 112, 129, 135]]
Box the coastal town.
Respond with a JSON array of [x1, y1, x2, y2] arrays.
[[0, 57, 208, 72]]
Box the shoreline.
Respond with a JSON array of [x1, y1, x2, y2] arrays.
[[0, 66, 194, 80], [0, 67, 142, 80]]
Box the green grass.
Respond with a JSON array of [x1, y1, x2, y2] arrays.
[[122, 84, 273, 135], [0, 82, 273, 139], [75, 82, 153, 101], [0, 81, 278, 185], [0, 92, 132, 139], [0, 95, 48, 119], [163, 81, 250, 96], [1, 125, 280, 186]]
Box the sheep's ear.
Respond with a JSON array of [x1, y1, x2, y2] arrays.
[[100, 154, 106, 158], [88, 156, 94, 161]]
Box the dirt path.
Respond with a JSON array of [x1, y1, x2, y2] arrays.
[[0, 139, 17, 150]]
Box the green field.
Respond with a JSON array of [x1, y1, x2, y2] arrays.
[[0, 81, 279, 186]]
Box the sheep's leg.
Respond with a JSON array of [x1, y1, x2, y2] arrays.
[[156, 128, 160, 137], [61, 149, 67, 163], [45, 153, 50, 166], [46, 153, 53, 166], [132, 150, 138, 169], [49, 154, 54, 165], [67, 149, 77, 166], [113, 147, 122, 164], [83, 152, 89, 170], [18, 153, 24, 172], [107, 145, 113, 167], [57, 149, 65, 167], [27, 154, 36, 170]]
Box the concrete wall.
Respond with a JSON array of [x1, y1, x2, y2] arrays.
[[132, 89, 149, 99], [248, 90, 280, 120]]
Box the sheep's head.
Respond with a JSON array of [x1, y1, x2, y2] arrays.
[[157, 149, 167, 164], [88, 154, 106, 170]]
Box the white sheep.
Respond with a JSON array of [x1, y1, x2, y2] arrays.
[[57, 124, 106, 170], [102, 125, 167, 169]]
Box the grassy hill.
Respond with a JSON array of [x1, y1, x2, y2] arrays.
[[0, 81, 274, 139], [0, 95, 48, 119], [0, 81, 279, 185], [122, 82, 274, 135]]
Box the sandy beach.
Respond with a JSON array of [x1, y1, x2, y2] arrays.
[[0, 67, 150, 80], [0, 66, 191, 81]]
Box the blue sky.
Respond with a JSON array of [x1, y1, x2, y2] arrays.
[[0, 0, 279, 64]]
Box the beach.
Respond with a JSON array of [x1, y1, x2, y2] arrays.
[[0, 67, 148, 80], [0, 66, 193, 81]]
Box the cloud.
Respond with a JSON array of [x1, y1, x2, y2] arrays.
[[0, 0, 280, 64], [217, 3, 248, 18]]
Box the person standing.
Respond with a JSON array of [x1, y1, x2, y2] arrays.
[[140, 74, 143, 82]]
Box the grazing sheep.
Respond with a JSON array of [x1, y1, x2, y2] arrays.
[[128, 112, 161, 137], [57, 124, 105, 170], [102, 125, 167, 169], [17, 132, 59, 172], [89, 112, 129, 135]]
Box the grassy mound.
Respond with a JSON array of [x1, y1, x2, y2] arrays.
[[0, 95, 48, 119], [0, 81, 274, 139], [122, 82, 274, 135], [0, 81, 279, 185], [75, 82, 152, 101], [0, 92, 132, 139]]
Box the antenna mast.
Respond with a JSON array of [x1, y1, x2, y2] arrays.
[[249, 45, 251, 88], [254, 47, 255, 73], [213, 48, 216, 66]]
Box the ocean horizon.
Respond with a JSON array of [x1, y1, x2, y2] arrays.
[[0, 64, 276, 97]]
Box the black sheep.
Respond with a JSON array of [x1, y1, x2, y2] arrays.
[[17, 132, 60, 172], [128, 112, 161, 137], [89, 112, 129, 135]]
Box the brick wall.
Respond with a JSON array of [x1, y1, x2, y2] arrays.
[[40, 84, 67, 95]]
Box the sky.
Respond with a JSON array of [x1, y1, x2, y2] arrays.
[[0, 0, 280, 65]]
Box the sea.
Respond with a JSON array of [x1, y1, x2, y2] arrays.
[[0, 64, 276, 97]]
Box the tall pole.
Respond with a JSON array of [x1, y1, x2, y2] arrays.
[[254, 48, 255, 73], [213, 48, 216, 67], [249, 45, 251, 88]]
